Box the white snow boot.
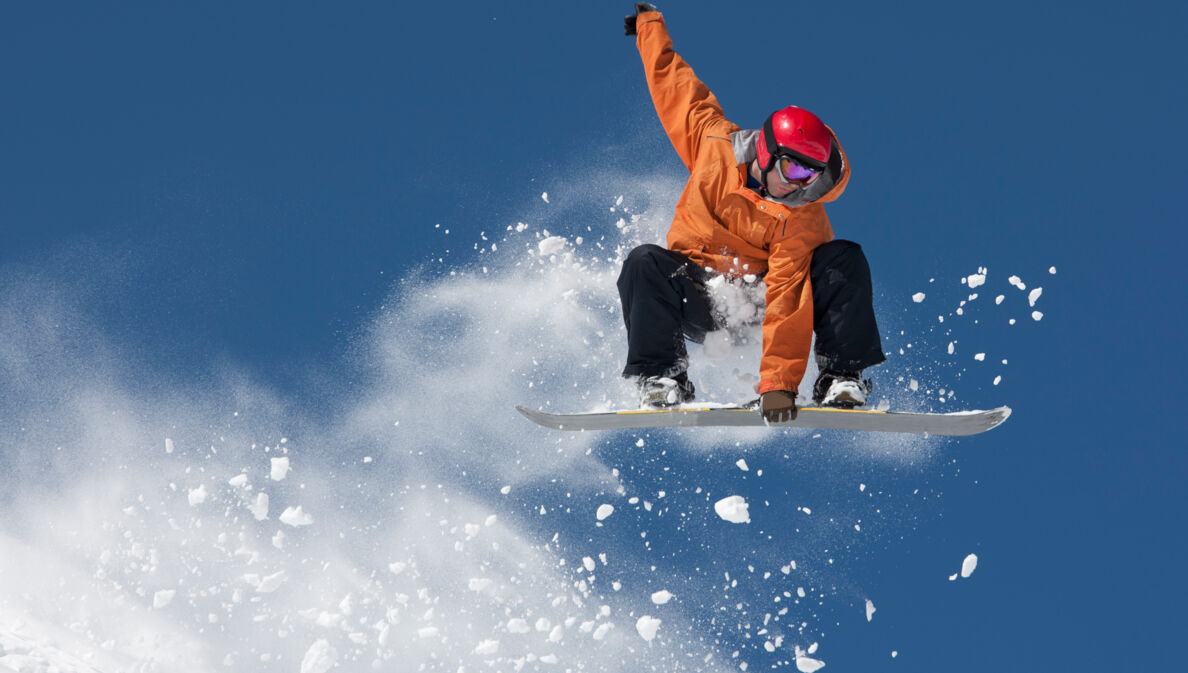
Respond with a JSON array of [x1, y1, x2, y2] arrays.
[[638, 375, 695, 408], [813, 371, 872, 408]]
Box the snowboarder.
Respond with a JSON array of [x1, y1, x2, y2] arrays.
[[620, 4, 886, 422]]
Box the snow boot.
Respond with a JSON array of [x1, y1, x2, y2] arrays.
[[813, 370, 872, 408], [638, 374, 696, 408]]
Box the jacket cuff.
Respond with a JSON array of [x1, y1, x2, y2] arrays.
[[758, 380, 799, 395]]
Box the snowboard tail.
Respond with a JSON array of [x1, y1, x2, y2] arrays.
[[515, 404, 1010, 436]]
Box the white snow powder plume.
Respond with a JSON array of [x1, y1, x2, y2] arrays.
[[0, 172, 751, 673], [0, 160, 1020, 672]]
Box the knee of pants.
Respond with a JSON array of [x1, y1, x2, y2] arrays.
[[623, 244, 669, 268], [812, 239, 868, 274]]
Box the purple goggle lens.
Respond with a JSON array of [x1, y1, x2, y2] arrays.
[[779, 156, 821, 184]]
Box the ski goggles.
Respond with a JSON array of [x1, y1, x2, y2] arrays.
[[777, 155, 822, 186]]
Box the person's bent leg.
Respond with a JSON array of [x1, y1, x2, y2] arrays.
[[809, 240, 886, 404], [617, 245, 717, 403]]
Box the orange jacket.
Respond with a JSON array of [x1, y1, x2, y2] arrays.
[[635, 11, 851, 395]]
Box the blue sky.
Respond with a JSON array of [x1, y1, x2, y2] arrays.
[[2, 1, 1186, 671]]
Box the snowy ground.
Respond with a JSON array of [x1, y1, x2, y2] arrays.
[[0, 174, 1049, 672]]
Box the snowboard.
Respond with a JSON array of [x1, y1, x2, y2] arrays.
[[515, 403, 1010, 436]]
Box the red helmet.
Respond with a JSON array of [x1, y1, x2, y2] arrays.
[[756, 106, 832, 172]]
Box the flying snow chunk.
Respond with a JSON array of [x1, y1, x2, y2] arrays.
[[961, 553, 979, 578], [248, 493, 269, 521], [736, 459, 749, 471], [538, 236, 567, 256], [506, 619, 531, 634], [865, 599, 876, 622], [1049, 266, 1057, 274], [596, 504, 615, 521], [636, 615, 661, 642], [153, 589, 176, 609], [474, 639, 500, 655], [1029, 287, 1043, 307], [187, 485, 208, 506], [796, 654, 826, 672], [651, 590, 675, 605], [271, 456, 290, 481], [1032, 311, 1044, 321], [541, 192, 549, 203], [1009, 275, 1026, 290], [966, 269, 987, 288], [300, 639, 337, 673], [280, 506, 314, 527], [714, 495, 750, 524], [165, 438, 174, 454], [255, 570, 287, 593], [912, 292, 926, 303]]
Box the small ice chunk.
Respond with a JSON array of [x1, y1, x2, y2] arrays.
[[796, 654, 826, 672], [961, 553, 978, 578], [947, 342, 956, 355], [736, 459, 749, 471], [256, 571, 287, 593], [165, 438, 175, 454], [596, 504, 615, 521], [651, 589, 674, 605], [538, 236, 567, 256], [1009, 275, 1026, 290], [1032, 311, 1044, 321], [714, 495, 750, 524], [993, 375, 1002, 386], [280, 506, 314, 527], [474, 639, 500, 655], [635, 615, 661, 642], [1028, 287, 1043, 307], [468, 578, 493, 592], [1049, 266, 1057, 274], [974, 353, 986, 361], [228, 473, 248, 488], [507, 619, 531, 634], [271, 456, 290, 481], [248, 493, 269, 521], [865, 599, 876, 622], [388, 562, 407, 575], [912, 292, 926, 303], [541, 192, 549, 203], [153, 589, 176, 609], [966, 269, 987, 288], [583, 557, 596, 572], [996, 294, 1005, 305], [300, 639, 337, 673], [188, 485, 207, 506]]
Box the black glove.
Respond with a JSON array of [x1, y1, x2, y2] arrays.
[[760, 390, 798, 423], [624, 2, 659, 36]]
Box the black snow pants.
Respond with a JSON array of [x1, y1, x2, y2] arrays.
[[617, 240, 886, 379]]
